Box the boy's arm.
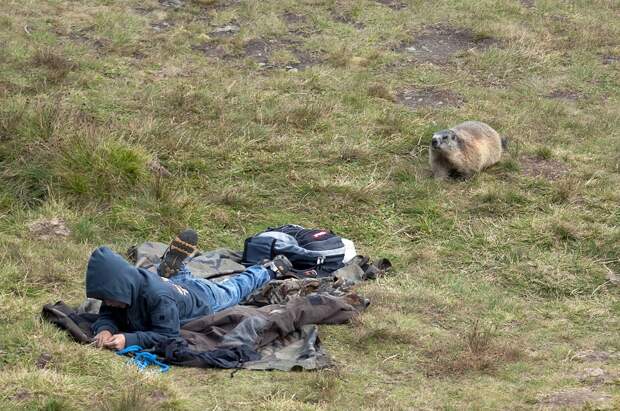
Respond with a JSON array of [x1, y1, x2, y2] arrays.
[[91, 304, 119, 335], [122, 295, 180, 349]]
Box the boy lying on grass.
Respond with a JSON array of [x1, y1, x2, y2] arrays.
[[85, 230, 292, 350]]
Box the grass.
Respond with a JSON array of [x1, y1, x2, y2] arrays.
[[0, 0, 619, 409]]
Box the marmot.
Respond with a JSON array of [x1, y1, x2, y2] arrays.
[[429, 121, 507, 179]]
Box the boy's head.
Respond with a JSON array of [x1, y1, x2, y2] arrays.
[[86, 247, 141, 308]]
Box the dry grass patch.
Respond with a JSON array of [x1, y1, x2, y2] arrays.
[[421, 321, 524, 378]]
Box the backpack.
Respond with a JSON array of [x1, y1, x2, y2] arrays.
[[241, 224, 348, 277]]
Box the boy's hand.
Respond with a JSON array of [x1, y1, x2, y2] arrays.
[[93, 330, 113, 348], [103, 334, 126, 351]]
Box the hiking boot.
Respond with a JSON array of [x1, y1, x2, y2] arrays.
[[158, 229, 198, 278], [263, 255, 293, 278]]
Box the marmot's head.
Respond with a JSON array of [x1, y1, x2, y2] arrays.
[[431, 129, 459, 151]]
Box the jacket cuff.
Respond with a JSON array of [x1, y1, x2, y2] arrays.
[[123, 333, 140, 348], [93, 325, 117, 335]]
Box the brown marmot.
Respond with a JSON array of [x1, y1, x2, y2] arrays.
[[429, 121, 507, 179]]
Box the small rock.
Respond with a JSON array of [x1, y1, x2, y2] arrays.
[[212, 25, 239, 34], [28, 218, 70, 240], [36, 352, 52, 369], [405, 46, 417, 52]]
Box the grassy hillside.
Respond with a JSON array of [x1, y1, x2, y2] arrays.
[[0, 0, 619, 409]]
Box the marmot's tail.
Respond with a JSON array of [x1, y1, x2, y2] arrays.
[[501, 136, 509, 151]]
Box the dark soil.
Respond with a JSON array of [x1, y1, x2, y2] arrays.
[[282, 12, 306, 24], [396, 87, 464, 110], [546, 89, 583, 100], [243, 39, 271, 64], [399, 25, 497, 64], [519, 0, 535, 8], [375, 0, 407, 10], [520, 156, 569, 180]]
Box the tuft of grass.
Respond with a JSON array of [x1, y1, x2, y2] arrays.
[[534, 146, 553, 160], [31, 48, 78, 83]]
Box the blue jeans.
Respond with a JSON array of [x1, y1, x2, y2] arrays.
[[168, 265, 273, 313]]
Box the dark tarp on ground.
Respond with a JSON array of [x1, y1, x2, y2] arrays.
[[42, 293, 363, 370]]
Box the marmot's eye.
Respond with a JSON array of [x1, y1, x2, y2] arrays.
[[442, 135, 447, 140], [451, 135, 456, 140]]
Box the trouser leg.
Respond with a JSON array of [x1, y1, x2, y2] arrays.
[[207, 265, 273, 312]]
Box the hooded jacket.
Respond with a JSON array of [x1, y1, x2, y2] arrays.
[[86, 247, 216, 349]]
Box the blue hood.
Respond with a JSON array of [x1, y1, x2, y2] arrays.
[[85, 247, 141, 306]]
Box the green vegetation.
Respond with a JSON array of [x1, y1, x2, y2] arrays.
[[0, 0, 619, 409]]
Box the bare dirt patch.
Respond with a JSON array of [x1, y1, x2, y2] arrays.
[[195, 37, 323, 71], [28, 218, 71, 240], [576, 367, 617, 385], [396, 87, 464, 110], [399, 25, 497, 64], [520, 156, 569, 180], [12, 389, 32, 402], [375, 0, 407, 10], [537, 388, 612, 409], [282, 12, 307, 24], [572, 350, 618, 362], [243, 39, 271, 64], [546, 89, 583, 100]]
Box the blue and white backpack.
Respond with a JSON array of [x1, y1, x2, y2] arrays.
[[241, 224, 355, 277]]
